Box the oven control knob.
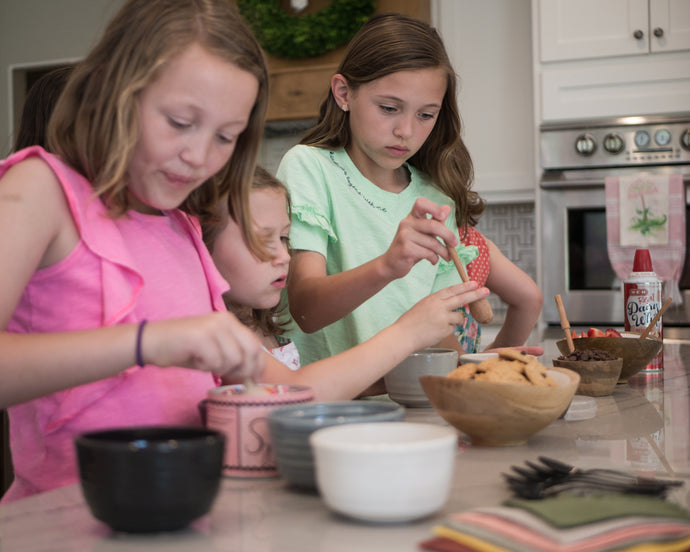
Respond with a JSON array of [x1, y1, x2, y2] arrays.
[[575, 133, 596, 156], [634, 130, 651, 148], [603, 133, 624, 154], [681, 129, 690, 151], [655, 129, 671, 146]]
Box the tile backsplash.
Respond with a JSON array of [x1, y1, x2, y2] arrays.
[[258, 122, 538, 325], [474, 203, 537, 322]]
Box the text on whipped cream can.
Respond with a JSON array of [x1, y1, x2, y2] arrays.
[[623, 272, 663, 371]]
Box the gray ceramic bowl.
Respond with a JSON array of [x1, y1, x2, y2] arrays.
[[267, 401, 404, 489], [384, 348, 459, 407]]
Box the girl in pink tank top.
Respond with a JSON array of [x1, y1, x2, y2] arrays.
[[0, 0, 269, 502]]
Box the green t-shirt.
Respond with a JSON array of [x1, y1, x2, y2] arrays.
[[277, 145, 476, 365]]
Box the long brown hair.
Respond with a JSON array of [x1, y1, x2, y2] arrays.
[[301, 12, 485, 229], [13, 65, 74, 153], [48, 0, 269, 243]]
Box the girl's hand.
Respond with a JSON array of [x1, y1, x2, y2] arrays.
[[379, 198, 458, 280], [395, 282, 489, 351], [140, 312, 265, 379]]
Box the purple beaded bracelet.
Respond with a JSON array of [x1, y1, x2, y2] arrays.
[[136, 320, 148, 367]]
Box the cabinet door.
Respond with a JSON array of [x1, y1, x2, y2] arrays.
[[539, 0, 648, 61], [434, 0, 535, 199], [650, 0, 690, 52]]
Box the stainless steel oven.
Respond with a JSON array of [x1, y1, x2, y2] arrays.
[[540, 114, 690, 333]]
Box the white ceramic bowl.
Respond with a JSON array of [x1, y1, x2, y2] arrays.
[[310, 422, 457, 523], [458, 352, 499, 365]]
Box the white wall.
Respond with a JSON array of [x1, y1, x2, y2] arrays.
[[0, 0, 125, 156]]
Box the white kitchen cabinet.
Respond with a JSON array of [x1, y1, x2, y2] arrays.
[[433, 0, 535, 201], [539, 0, 690, 62], [533, 0, 690, 122]]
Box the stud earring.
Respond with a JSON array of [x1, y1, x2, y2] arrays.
[[341, 104, 349, 112]]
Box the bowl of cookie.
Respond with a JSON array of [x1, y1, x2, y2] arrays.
[[419, 350, 580, 446]]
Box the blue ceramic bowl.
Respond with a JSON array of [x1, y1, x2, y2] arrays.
[[268, 401, 404, 489], [75, 426, 224, 533]]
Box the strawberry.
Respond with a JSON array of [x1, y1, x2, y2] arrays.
[[605, 328, 622, 337], [587, 328, 606, 338]]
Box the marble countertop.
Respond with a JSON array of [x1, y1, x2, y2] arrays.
[[2, 332, 689, 551]]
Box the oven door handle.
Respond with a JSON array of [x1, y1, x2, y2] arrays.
[[540, 173, 690, 195], [540, 178, 603, 189]]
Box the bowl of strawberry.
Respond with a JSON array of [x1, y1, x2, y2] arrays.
[[556, 327, 662, 382], [571, 327, 624, 339]]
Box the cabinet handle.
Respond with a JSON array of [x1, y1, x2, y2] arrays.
[[653, 27, 664, 38], [633, 29, 644, 40]]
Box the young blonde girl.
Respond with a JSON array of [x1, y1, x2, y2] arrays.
[[0, 0, 269, 502], [204, 166, 487, 400], [277, 13, 488, 365]]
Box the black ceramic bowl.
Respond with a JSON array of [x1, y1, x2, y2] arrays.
[[75, 426, 224, 533]]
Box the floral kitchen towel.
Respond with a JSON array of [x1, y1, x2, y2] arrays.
[[605, 173, 685, 304]]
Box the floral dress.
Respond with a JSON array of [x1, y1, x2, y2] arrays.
[[269, 336, 301, 370]]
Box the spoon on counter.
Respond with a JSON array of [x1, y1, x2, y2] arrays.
[[554, 294, 575, 353], [640, 297, 673, 339], [446, 244, 494, 324]]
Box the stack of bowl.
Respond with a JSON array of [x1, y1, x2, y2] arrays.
[[268, 400, 404, 489]]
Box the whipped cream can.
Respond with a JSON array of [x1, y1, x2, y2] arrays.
[[623, 249, 663, 371]]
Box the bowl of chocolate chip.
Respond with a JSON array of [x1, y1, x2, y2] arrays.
[[420, 350, 579, 446], [556, 334, 661, 382], [552, 348, 623, 397]]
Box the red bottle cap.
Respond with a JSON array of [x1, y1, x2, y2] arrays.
[[632, 248, 654, 272]]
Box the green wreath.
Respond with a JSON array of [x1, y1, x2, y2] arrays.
[[238, 0, 376, 59]]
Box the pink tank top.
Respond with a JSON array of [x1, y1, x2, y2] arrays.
[[1, 147, 229, 502]]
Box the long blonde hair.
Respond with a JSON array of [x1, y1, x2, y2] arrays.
[[204, 166, 292, 337], [301, 12, 485, 229], [48, 0, 269, 237]]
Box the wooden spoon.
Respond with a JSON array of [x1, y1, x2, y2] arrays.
[[640, 297, 672, 339], [447, 245, 493, 324], [554, 294, 575, 353]]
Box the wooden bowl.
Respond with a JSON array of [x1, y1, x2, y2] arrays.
[[556, 336, 662, 382], [419, 368, 579, 447], [551, 357, 623, 396]]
